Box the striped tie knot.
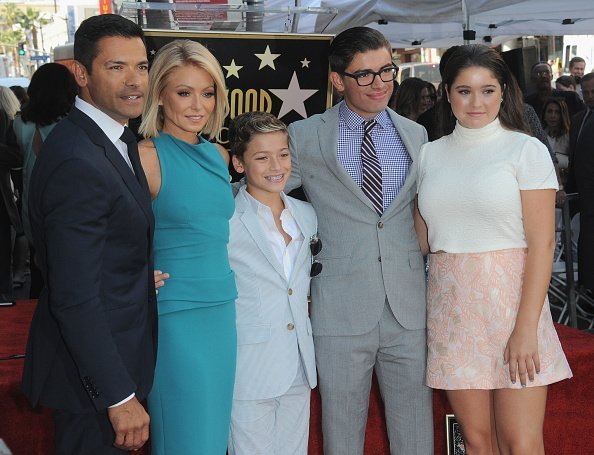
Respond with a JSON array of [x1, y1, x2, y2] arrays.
[[364, 119, 377, 136]]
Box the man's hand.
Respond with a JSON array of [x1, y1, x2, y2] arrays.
[[107, 396, 150, 451]]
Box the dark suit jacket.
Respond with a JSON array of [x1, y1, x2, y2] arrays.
[[22, 107, 157, 413], [524, 89, 585, 123], [0, 110, 23, 233], [567, 109, 594, 290]]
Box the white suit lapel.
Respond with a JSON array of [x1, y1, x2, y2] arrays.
[[236, 189, 287, 281], [286, 199, 314, 285]]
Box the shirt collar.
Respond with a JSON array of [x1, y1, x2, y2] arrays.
[[339, 101, 391, 131], [75, 96, 126, 145], [241, 185, 291, 215]]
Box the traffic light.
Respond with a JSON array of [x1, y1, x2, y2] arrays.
[[18, 43, 25, 55]]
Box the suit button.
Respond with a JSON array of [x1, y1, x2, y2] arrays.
[[378, 256, 382, 262], [288, 288, 293, 296], [287, 323, 295, 331], [377, 221, 384, 229]]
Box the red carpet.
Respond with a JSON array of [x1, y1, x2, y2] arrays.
[[0, 301, 54, 454], [1, 300, 593, 454]]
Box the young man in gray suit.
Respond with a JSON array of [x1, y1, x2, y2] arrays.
[[286, 27, 433, 454]]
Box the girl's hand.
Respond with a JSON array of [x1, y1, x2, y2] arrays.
[[504, 324, 540, 387]]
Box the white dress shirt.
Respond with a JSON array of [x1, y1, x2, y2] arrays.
[[74, 96, 134, 172], [243, 188, 304, 281]]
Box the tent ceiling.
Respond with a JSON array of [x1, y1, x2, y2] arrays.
[[264, 0, 593, 47], [323, 0, 594, 47]]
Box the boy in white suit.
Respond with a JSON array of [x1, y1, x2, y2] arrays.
[[227, 112, 318, 455]]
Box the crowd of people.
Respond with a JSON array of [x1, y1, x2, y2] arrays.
[[0, 11, 591, 455]]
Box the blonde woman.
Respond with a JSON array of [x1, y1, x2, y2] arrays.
[[138, 39, 236, 454]]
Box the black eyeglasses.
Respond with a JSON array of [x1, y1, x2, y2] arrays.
[[310, 235, 323, 277], [341, 66, 398, 87]]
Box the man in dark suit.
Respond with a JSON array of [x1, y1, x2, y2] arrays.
[[567, 72, 594, 292], [21, 14, 156, 453], [525, 61, 584, 122], [0, 109, 21, 304]]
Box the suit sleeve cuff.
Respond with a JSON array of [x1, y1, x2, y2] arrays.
[[108, 393, 135, 408]]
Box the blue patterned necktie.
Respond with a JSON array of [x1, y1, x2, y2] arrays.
[[360, 120, 383, 215]]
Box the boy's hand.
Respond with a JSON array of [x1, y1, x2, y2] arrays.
[[154, 270, 169, 294]]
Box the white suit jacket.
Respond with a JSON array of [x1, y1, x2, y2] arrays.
[[229, 187, 317, 400]]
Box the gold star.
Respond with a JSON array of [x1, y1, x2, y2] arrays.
[[255, 45, 281, 70], [223, 59, 243, 79]]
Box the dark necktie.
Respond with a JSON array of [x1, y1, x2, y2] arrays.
[[120, 126, 148, 192], [361, 120, 383, 215], [577, 108, 593, 142]]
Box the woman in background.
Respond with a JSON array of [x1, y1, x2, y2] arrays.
[[13, 63, 77, 298], [416, 44, 572, 454], [10, 85, 29, 106], [541, 97, 571, 183], [8, 84, 28, 288], [424, 81, 437, 110], [138, 39, 236, 454], [390, 76, 432, 121], [0, 87, 22, 302]]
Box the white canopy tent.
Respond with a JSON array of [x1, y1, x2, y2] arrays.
[[353, 0, 594, 48], [261, 0, 594, 48]]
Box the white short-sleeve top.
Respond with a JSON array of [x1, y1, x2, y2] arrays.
[[417, 118, 558, 254]]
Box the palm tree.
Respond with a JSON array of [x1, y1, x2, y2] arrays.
[[19, 7, 49, 52], [1, 3, 21, 27], [0, 4, 26, 75]]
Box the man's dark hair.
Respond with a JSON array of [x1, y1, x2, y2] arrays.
[[530, 61, 552, 76], [10, 86, 28, 106], [74, 14, 145, 74], [556, 75, 577, 89], [569, 56, 586, 68], [329, 27, 392, 74], [21, 63, 78, 126], [581, 72, 594, 85]]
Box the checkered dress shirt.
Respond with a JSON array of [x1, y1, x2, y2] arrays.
[[337, 102, 412, 210]]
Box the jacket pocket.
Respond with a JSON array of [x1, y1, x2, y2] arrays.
[[408, 250, 424, 269], [318, 256, 352, 277], [236, 325, 271, 345]]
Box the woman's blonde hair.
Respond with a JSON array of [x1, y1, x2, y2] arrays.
[[0, 86, 21, 119], [139, 39, 229, 140]]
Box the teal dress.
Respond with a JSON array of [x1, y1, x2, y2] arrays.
[[147, 133, 237, 454]]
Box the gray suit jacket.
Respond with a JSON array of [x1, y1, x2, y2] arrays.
[[287, 102, 427, 336]]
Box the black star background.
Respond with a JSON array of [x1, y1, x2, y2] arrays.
[[143, 31, 333, 186]]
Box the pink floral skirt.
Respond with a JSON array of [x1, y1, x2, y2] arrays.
[[426, 248, 572, 390]]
